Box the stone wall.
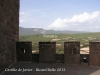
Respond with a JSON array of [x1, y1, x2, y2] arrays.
[[39, 42, 56, 63], [80, 54, 89, 65], [89, 42, 100, 66], [32, 54, 39, 62], [0, 0, 19, 73], [64, 42, 80, 64], [16, 42, 32, 62], [56, 54, 64, 63]]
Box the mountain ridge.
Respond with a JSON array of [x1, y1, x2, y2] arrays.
[[19, 26, 89, 36]]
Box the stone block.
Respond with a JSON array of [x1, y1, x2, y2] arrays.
[[39, 42, 56, 63], [64, 42, 80, 64], [89, 42, 100, 66], [16, 42, 32, 62]]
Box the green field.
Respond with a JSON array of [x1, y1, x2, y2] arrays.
[[19, 32, 100, 54]]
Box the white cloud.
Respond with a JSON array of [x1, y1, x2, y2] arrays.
[[19, 10, 46, 27], [19, 19, 26, 23], [20, 12, 25, 15], [19, 10, 100, 31], [19, 12, 28, 23], [47, 11, 100, 31], [48, 18, 68, 29]]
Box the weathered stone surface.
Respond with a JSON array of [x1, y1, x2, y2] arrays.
[[39, 42, 56, 63], [32, 54, 39, 62], [16, 42, 32, 62], [56, 54, 64, 63], [0, 0, 19, 74], [89, 42, 100, 66], [64, 42, 80, 64]]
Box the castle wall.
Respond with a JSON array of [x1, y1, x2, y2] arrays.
[[39, 42, 56, 63], [0, 0, 19, 73], [89, 42, 100, 66], [16, 42, 32, 62], [64, 42, 80, 64]]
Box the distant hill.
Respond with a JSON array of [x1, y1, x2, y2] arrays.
[[19, 26, 45, 35], [19, 26, 89, 36]]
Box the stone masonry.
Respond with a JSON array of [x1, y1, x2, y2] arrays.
[[89, 42, 100, 66], [64, 42, 80, 64], [0, 0, 19, 74], [16, 42, 32, 62], [0, 0, 100, 74], [39, 42, 56, 63]]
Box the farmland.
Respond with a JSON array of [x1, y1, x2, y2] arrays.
[[19, 32, 100, 54]]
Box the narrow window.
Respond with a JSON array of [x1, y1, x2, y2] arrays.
[[24, 49, 25, 54], [70, 48, 76, 54]]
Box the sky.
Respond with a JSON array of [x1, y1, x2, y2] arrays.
[[20, 0, 100, 32]]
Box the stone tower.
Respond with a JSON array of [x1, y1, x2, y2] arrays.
[[0, 0, 19, 73]]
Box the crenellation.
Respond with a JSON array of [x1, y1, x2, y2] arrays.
[[64, 42, 80, 64], [89, 42, 100, 66], [16, 42, 32, 62], [39, 42, 56, 63]]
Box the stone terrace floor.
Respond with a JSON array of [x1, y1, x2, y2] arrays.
[[2, 62, 100, 75]]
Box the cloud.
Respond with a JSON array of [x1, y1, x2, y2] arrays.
[[47, 11, 100, 31], [48, 18, 68, 29], [19, 19, 26, 23], [20, 12, 25, 15], [19, 12, 28, 23], [19, 10, 100, 31], [19, 10, 46, 27]]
